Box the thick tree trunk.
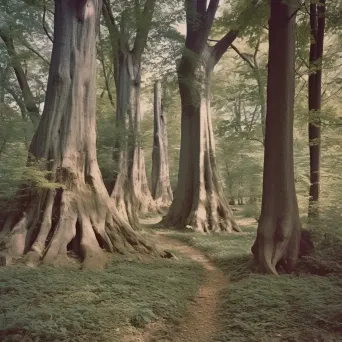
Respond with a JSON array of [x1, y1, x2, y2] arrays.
[[111, 53, 155, 229], [252, 0, 302, 275], [163, 48, 238, 232], [102, 0, 157, 228], [0, 0, 161, 269], [308, 0, 325, 218], [162, 0, 260, 232], [151, 81, 173, 209]]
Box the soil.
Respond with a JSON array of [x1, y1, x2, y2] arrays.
[[122, 215, 228, 342]]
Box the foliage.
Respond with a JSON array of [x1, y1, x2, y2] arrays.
[[0, 256, 204, 342], [170, 210, 342, 342]]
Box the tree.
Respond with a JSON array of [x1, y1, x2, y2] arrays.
[[0, 0, 161, 269], [163, 0, 259, 232], [252, 0, 302, 274], [0, 32, 41, 128], [102, 0, 156, 229], [151, 80, 173, 208], [308, 0, 326, 218]]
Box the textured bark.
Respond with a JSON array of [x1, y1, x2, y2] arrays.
[[0, 0, 162, 269], [163, 0, 260, 232], [109, 53, 155, 228], [308, 0, 325, 218], [151, 81, 173, 209], [103, 0, 156, 228], [252, 0, 302, 275], [164, 43, 239, 232], [0, 31, 40, 128], [162, 0, 262, 232]]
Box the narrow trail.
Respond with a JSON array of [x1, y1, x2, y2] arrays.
[[148, 231, 228, 342], [122, 213, 255, 342]]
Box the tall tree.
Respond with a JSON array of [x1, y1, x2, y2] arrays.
[[163, 0, 259, 232], [151, 80, 173, 208], [252, 0, 302, 274], [0, 0, 160, 269], [102, 0, 156, 229], [308, 0, 326, 218]]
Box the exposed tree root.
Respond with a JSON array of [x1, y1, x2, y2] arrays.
[[111, 148, 156, 229], [0, 170, 166, 269], [251, 215, 302, 275], [163, 191, 240, 233]]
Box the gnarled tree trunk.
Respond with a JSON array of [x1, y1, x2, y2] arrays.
[[163, 0, 260, 232], [252, 0, 302, 275], [164, 44, 239, 232], [308, 0, 325, 218], [0, 0, 161, 269], [103, 0, 156, 229], [151, 81, 173, 209], [110, 52, 155, 229]]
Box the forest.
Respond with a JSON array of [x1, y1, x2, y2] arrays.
[[1, 0, 342, 341]]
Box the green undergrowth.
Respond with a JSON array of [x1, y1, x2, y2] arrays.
[[0, 255, 204, 342], [169, 220, 342, 342]]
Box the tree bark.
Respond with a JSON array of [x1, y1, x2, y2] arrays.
[[103, 0, 156, 228], [0, 31, 40, 128], [0, 0, 161, 269], [163, 43, 239, 232], [162, 0, 263, 232], [163, 0, 260, 232], [151, 81, 173, 209], [251, 0, 302, 275], [109, 51, 155, 229], [308, 0, 325, 218]]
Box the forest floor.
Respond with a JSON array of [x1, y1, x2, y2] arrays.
[[132, 228, 228, 342], [1, 208, 342, 342]]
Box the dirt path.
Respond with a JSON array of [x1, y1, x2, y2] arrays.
[[145, 230, 227, 342]]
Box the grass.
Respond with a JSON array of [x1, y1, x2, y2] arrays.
[[0, 255, 204, 342], [169, 212, 342, 342]]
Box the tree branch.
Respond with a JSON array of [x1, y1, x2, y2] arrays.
[[212, 30, 238, 64], [6, 86, 27, 119], [43, 5, 53, 43], [230, 43, 254, 69], [211, 0, 261, 65], [102, 0, 120, 40], [253, 36, 261, 65], [197, 0, 207, 14], [206, 0, 220, 21], [132, 0, 157, 60], [98, 28, 115, 108], [0, 32, 40, 127], [23, 41, 50, 65]]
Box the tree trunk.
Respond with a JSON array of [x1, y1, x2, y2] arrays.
[[255, 68, 266, 140], [163, 46, 238, 232], [151, 81, 173, 209], [0, 0, 161, 269], [251, 0, 302, 275], [308, 0, 325, 218], [110, 52, 155, 229], [162, 0, 260, 232]]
